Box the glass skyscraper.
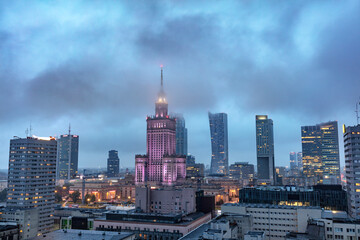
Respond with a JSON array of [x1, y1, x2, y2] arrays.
[[107, 150, 120, 177], [289, 152, 297, 170], [256, 115, 275, 184], [301, 121, 340, 185], [171, 113, 188, 156], [208, 112, 228, 175], [56, 133, 79, 180]]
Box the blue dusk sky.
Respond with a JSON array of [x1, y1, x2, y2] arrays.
[[0, 0, 359, 170]]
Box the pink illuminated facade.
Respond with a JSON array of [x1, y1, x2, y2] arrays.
[[135, 68, 186, 185]]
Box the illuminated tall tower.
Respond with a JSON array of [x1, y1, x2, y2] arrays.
[[301, 121, 340, 185], [209, 112, 228, 175], [56, 129, 79, 180], [135, 67, 186, 185], [256, 115, 275, 184]]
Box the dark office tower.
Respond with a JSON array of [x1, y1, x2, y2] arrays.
[[256, 115, 275, 185], [7, 136, 57, 235], [209, 112, 229, 175], [290, 152, 297, 170], [344, 124, 360, 219], [297, 152, 303, 169], [171, 113, 188, 156], [107, 150, 120, 177], [301, 121, 340, 186], [56, 131, 79, 180]]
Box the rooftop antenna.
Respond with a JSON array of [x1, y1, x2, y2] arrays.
[[68, 123, 71, 135], [25, 128, 29, 137], [356, 98, 360, 125], [29, 122, 33, 136]]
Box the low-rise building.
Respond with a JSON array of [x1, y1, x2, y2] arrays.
[[244, 231, 265, 240], [0, 223, 20, 240], [94, 210, 212, 239], [221, 203, 322, 239], [30, 229, 135, 240], [180, 213, 252, 240]]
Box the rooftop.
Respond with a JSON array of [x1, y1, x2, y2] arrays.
[[222, 203, 322, 210], [30, 229, 134, 240]]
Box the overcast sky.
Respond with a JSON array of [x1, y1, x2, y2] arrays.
[[1, 0, 359, 170]]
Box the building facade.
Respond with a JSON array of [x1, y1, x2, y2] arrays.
[[209, 112, 228, 175], [135, 186, 196, 215], [171, 113, 188, 156], [135, 68, 186, 185], [290, 152, 297, 170], [107, 150, 120, 177], [222, 203, 322, 240], [344, 124, 360, 219], [256, 115, 275, 184], [7, 136, 57, 235], [302, 121, 340, 185], [56, 133, 79, 180]]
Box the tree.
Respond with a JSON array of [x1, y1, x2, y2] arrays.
[[70, 191, 81, 203]]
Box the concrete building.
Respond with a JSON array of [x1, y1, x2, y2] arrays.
[[344, 124, 360, 219], [244, 231, 265, 240], [0, 208, 39, 239], [301, 121, 340, 185], [56, 132, 79, 180], [135, 68, 186, 185], [7, 136, 57, 235], [222, 203, 322, 239], [95, 210, 211, 239], [135, 186, 196, 215], [180, 213, 252, 240], [209, 112, 229, 176], [171, 113, 188, 156], [107, 150, 120, 177], [229, 162, 255, 180], [256, 115, 275, 185]]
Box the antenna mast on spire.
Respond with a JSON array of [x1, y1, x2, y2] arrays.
[[29, 122, 32, 136], [160, 65, 164, 89], [69, 123, 71, 135], [356, 98, 360, 125]]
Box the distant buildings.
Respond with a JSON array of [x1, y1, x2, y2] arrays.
[[290, 152, 297, 170], [229, 162, 254, 180], [171, 113, 188, 156], [107, 150, 120, 177], [344, 124, 360, 219], [297, 152, 303, 170], [208, 112, 228, 175], [186, 163, 205, 178], [135, 68, 186, 185], [56, 132, 79, 180], [256, 115, 275, 185], [301, 121, 340, 185], [7, 136, 57, 235]]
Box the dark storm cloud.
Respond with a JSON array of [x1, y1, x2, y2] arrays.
[[0, 0, 359, 168]]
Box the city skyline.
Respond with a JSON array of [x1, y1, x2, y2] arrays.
[[1, 1, 360, 169]]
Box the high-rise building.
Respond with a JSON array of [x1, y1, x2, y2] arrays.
[[208, 112, 228, 175], [171, 113, 188, 156], [56, 131, 79, 180], [7, 136, 57, 235], [135, 67, 186, 185], [301, 121, 340, 185], [297, 152, 303, 170], [290, 152, 297, 170], [256, 115, 275, 184], [344, 124, 360, 219], [107, 150, 120, 177]]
